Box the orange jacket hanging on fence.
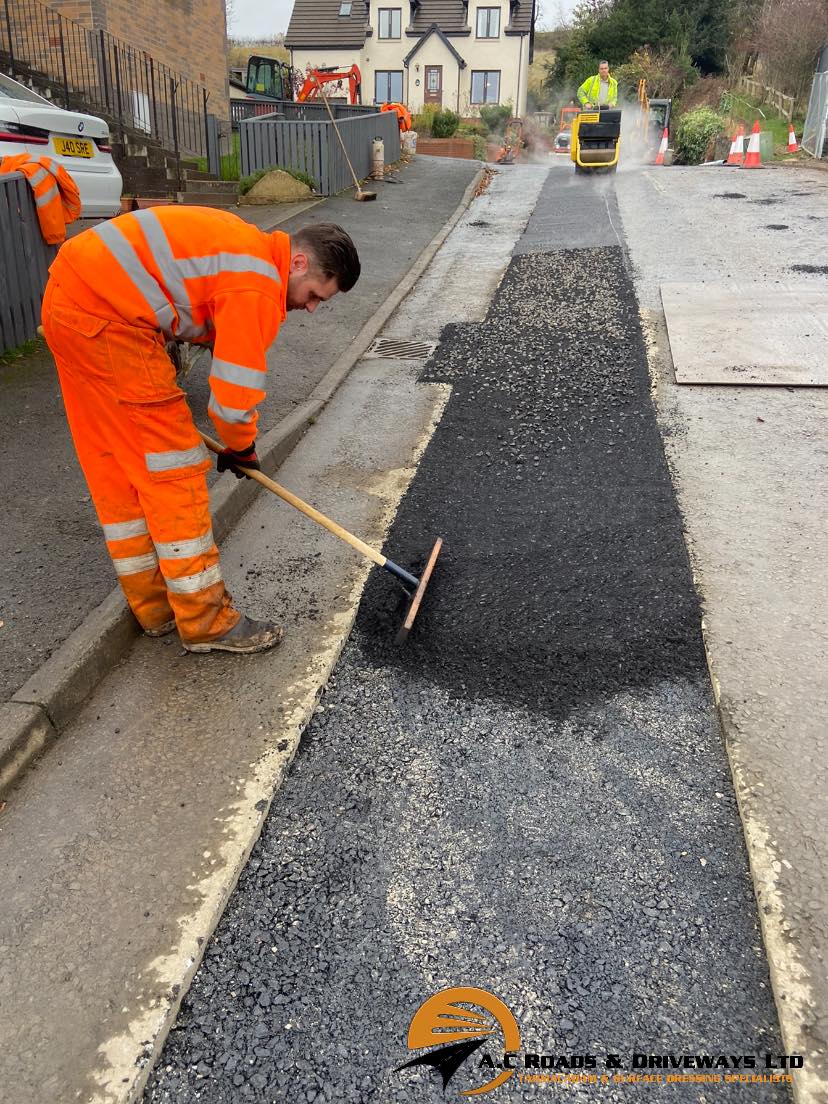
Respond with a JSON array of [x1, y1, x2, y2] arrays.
[[49, 205, 291, 451], [0, 154, 81, 244]]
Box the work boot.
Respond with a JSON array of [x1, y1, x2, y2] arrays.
[[182, 615, 284, 655], [144, 618, 177, 638]]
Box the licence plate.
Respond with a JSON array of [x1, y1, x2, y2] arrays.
[[53, 137, 93, 158]]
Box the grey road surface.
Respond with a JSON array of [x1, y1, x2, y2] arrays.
[[615, 160, 828, 1098]]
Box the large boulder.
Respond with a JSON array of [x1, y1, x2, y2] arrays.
[[240, 169, 314, 205]]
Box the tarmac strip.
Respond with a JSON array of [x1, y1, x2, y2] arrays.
[[143, 174, 786, 1102]]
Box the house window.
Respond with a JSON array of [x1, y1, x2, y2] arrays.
[[375, 70, 404, 103], [339, 2, 352, 13], [471, 70, 501, 104], [476, 7, 501, 38], [378, 8, 402, 39]]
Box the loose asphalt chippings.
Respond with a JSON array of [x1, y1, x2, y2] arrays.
[[145, 184, 786, 1104]]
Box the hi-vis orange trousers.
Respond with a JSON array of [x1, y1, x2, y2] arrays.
[[43, 279, 240, 643]]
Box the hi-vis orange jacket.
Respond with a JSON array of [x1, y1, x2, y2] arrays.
[[0, 153, 81, 244], [50, 206, 290, 451]]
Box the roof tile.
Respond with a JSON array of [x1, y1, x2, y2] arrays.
[[286, 0, 369, 49], [285, 1, 533, 48]]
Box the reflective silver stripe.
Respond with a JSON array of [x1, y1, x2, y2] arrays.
[[155, 528, 214, 560], [210, 357, 265, 391], [112, 552, 158, 577], [38, 159, 61, 181], [103, 518, 149, 542], [36, 184, 59, 208], [208, 394, 256, 426], [145, 443, 209, 473], [29, 166, 49, 187], [164, 563, 223, 595], [136, 210, 206, 340], [93, 220, 176, 335], [177, 252, 280, 283]]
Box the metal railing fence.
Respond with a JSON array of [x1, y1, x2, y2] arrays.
[[802, 71, 828, 159], [0, 0, 211, 158], [240, 110, 401, 195], [0, 173, 55, 356]]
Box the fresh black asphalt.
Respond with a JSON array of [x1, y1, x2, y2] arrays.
[[144, 172, 786, 1103]]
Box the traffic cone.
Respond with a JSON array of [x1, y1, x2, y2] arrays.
[[787, 123, 798, 153], [742, 119, 762, 168], [654, 127, 668, 165], [726, 125, 744, 165]]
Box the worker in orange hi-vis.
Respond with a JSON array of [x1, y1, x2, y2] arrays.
[[41, 207, 361, 654]]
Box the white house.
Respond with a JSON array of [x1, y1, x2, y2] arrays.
[[285, 0, 536, 118]]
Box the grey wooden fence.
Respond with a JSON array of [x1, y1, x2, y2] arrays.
[[240, 110, 401, 196], [0, 173, 56, 356], [232, 98, 375, 129]]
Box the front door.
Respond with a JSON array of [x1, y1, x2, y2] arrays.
[[424, 66, 442, 107]]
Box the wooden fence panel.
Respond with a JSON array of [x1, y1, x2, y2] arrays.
[[240, 111, 401, 195], [0, 174, 56, 356]]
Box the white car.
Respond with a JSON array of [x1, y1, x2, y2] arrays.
[[0, 72, 122, 218]]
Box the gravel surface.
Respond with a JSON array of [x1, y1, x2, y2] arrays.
[[145, 178, 786, 1103]]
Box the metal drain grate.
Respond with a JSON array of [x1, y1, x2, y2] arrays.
[[366, 336, 437, 360]]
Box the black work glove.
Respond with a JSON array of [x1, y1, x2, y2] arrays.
[[217, 442, 260, 479]]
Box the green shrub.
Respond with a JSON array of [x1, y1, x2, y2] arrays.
[[615, 46, 696, 101], [478, 103, 513, 134], [412, 103, 440, 135], [457, 121, 486, 137], [283, 166, 317, 191], [472, 134, 487, 160], [673, 106, 727, 164], [238, 165, 316, 195], [431, 108, 460, 138]]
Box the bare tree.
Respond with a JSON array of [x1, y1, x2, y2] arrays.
[[757, 0, 828, 104]]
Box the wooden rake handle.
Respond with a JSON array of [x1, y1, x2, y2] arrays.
[[313, 78, 363, 193], [200, 431, 386, 569]]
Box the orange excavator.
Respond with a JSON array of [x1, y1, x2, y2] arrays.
[[298, 65, 411, 131], [244, 58, 411, 132], [297, 65, 363, 105]]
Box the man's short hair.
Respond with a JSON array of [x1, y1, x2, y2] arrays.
[[290, 223, 361, 292], [599, 59, 609, 67]]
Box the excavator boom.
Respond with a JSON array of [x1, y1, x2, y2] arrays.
[[297, 65, 363, 105]]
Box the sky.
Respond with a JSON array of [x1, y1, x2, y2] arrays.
[[227, 0, 576, 40]]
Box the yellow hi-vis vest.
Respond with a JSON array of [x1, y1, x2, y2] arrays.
[[577, 74, 618, 107]]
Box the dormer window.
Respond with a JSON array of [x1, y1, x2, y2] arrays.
[[339, 2, 352, 14]]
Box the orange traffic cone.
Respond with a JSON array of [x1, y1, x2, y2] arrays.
[[726, 125, 744, 165], [742, 119, 762, 168], [654, 127, 668, 165], [787, 123, 798, 153]]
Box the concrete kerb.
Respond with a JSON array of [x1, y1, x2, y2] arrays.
[[0, 166, 485, 804]]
